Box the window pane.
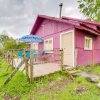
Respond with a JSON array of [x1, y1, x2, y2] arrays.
[[85, 37, 92, 50], [44, 38, 53, 51]]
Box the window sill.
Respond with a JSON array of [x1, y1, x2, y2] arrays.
[[84, 48, 92, 51], [45, 51, 53, 53]]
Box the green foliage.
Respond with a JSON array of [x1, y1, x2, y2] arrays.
[[78, 0, 100, 22], [79, 65, 100, 76], [0, 34, 28, 51], [0, 48, 3, 57], [15, 42, 28, 49], [4, 39, 16, 50], [0, 35, 11, 46]]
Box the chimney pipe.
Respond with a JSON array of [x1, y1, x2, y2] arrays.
[[59, 3, 63, 18]]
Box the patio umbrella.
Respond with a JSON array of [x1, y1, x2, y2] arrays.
[[19, 34, 43, 83], [19, 34, 43, 43]]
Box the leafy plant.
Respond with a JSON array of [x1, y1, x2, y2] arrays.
[[78, 0, 100, 22]]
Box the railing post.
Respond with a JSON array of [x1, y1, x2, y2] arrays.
[[30, 49, 33, 83], [11, 50, 14, 68], [24, 49, 29, 82], [60, 49, 64, 71]]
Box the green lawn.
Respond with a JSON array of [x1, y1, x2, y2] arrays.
[[0, 58, 100, 100]]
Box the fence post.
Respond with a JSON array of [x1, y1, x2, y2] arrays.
[[24, 49, 29, 82], [30, 50, 33, 83], [60, 49, 64, 71], [6, 51, 10, 71], [11, 50, 14, 68], [4, 51, 7, 62], [8, 51, 11, 66]]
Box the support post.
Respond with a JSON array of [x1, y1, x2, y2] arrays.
[[6, 51, 11, 71], [4, 59, 25, 85], [5, 52, 8, 62], [11, 50, 14, 68], [30, 50, 33, 83], [24, 49, 29, 82], [60, 49, 64, 71]]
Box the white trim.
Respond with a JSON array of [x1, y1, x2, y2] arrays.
[[44, 37, 53, 53], [60, 30, 75, 67], [31, 43, 38, 50], [84, 36, 92, 50]]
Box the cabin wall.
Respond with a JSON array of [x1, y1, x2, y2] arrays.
[[31, 19, 74, 63], [75, 28, 100, 66], [34, 19, 74, 50]]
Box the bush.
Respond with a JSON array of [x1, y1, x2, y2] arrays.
[[0, 49, 4, 57]]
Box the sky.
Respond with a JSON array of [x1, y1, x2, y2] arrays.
[[0, 0, 84, 39]]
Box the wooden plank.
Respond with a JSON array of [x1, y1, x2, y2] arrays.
[[11, 50, 14, 68], [30, 50, 33, 83], [33, 60, 60, 65], [60, 50, 64, 71], [8, 49, 61, 53], [24, 49, 29, 82], [35, 54, 61, 58], [6, 51, 12, 71], [4, 59, 25, 85]]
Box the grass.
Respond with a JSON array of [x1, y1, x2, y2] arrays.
[[0, 58, 100, 100], [78, 65, 100, 76]]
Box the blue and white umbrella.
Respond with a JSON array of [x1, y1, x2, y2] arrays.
[[19, 35, 43, 43]]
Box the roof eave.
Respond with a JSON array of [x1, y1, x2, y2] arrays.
[[75, 26, 100, 36], [62, 16, 100, 26]]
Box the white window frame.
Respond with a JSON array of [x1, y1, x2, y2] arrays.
[[84, 37, 92, 50], [32, 43, 38, 50], [44, 38, 53, 53]]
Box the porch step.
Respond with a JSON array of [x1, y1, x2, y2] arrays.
[[65, 69, 81, 77], [68, 70, 79, 74], [65, 67, 75, 70]]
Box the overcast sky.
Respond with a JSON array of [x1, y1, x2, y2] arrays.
[[0, 0, 84, 39]]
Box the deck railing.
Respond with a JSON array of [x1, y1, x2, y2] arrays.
[[4, 49, 64, 84]]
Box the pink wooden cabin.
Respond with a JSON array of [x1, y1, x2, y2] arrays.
[[30, 15, 100, 67]]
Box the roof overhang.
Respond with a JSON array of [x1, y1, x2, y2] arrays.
[[75, 25, 100, 36]]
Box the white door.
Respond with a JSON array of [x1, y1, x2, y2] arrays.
[[61, 31, 74, 67]]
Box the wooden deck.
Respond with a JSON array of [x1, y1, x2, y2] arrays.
[[14, 58, 61, 78]]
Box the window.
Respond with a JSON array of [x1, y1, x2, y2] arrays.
[[84, 37, 92, 50], [31, 43, 38, 50], [44, 38, 53, 51]]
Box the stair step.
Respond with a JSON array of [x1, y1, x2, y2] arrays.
[[68, 70, 78, 74]]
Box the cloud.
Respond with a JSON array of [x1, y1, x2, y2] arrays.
[[0, 0, 83, 38]]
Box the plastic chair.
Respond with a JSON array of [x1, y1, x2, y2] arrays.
[[42, 51, 45, 56], [18, 51, 23, 58], [26, 51, 30, 58], [26, 51, 37, 58]]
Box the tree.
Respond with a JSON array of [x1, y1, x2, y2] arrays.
[[0, 35, 11, 46], [0, 34, 28, 50], [0, 34, 28, 57], [78, 0, 100, 22], [4, 39, 16, 50]]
